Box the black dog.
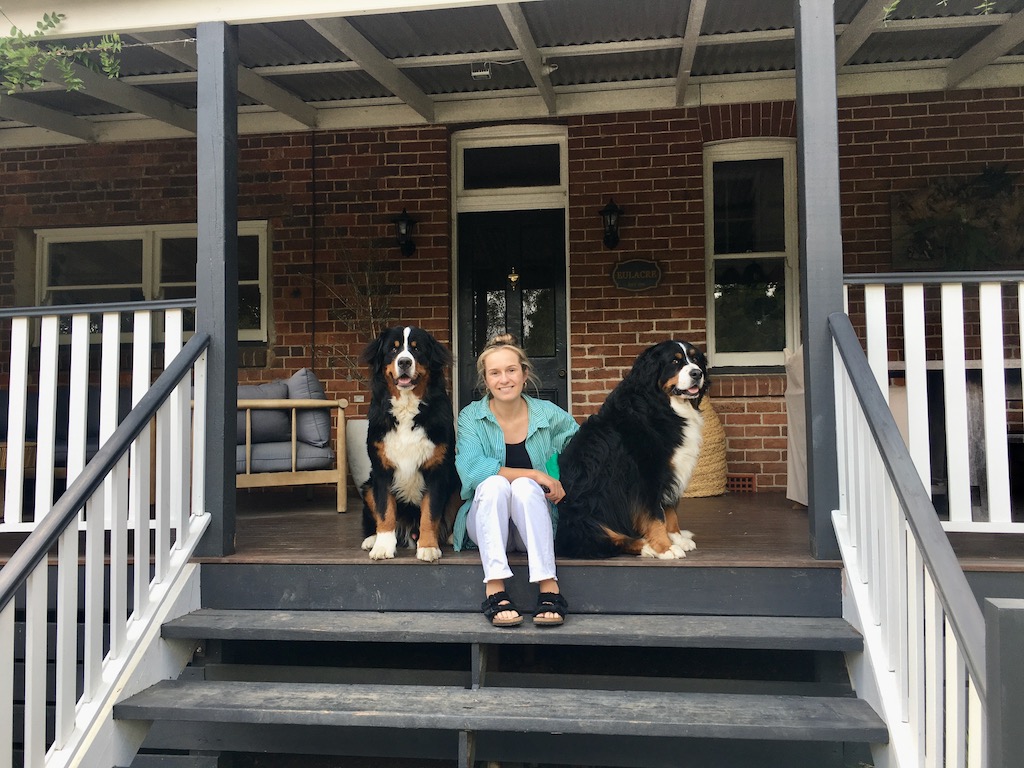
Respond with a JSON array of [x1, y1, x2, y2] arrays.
[[554, 340, 710, 559], [359, 326, 460, 562]]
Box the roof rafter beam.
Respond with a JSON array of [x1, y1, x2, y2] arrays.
[[0, 96, 96, 142], [498, 3, 557, 114], [947, 10, 1024, 88], [307, 17, 434, 123], [675, 0, 708, 106], [42, 60, 197, 133], [132, 30, 319, 128], [835, 0, 888, 67]]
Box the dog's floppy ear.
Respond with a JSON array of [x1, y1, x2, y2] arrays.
[[358, 328, 391, 367], [426, 334, 453, 371], [626, 342, 670, 394]]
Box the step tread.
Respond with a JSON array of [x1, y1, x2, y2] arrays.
[[162, 609, 862, 651], [115, 679, 887, 743]]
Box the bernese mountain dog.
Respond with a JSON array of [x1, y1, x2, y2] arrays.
[[554, 340, 710, 559], [358, 326, 461, 562]]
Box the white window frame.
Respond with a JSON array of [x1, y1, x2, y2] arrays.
[[35, 221, 270, 342], [703, 138, 799, 368]]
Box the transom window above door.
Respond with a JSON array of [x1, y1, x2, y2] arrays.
[[35, 221, 269, 341], [704, 139, 799, 368]]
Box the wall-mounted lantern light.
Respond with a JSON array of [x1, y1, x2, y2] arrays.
[[599, 198, 623, 249], [393, 208, 417, 257]]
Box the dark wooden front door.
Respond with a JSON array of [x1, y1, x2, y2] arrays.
[[457, 209, 567, 410]]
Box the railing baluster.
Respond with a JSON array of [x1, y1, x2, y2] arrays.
[[131, 310, 153, 620], [941, 283, 973, 522], [23, 562, 47, 768], [34, 315, 60, 525], [83, 492, 104, 701], [66, 313, 91, 493], [978, 282, 1011, 522], [946, 619, 967, 768], [924, 577, 943, 768], [54, 524, 79, 748], [902, 283, 931, 491], [4, 316, 30, 526]]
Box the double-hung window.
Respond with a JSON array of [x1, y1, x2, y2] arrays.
[[703, 139, 799, 367], [36, 221, 269, 341]]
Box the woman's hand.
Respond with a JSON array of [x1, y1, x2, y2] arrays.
[[534, 471, 566, 504]]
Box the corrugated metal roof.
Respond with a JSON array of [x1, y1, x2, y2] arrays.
[[3, 0, 1024, 147]]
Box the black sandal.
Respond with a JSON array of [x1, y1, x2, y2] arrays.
[[481, 591, 523, 627], [533, 592, 568, 626]]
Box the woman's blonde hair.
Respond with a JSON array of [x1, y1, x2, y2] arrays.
[[475, 333, 541, 395]]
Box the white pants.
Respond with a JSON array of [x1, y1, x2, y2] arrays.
[[465, 475, 558, 585]]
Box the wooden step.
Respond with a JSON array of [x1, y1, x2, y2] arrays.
[[162, 608, 863, 651], [115, 679, 887, 744]]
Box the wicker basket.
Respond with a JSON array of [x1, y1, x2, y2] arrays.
[[683, 397, 728, 498]]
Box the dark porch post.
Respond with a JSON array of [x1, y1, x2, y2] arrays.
[[794, 0, 842, 559], [986, 598, 1024, 768], [195, 22, 239, 557]]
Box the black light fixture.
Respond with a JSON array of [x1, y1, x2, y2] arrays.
[[599, 198, 623, 249], [393, 208, 416, 257]]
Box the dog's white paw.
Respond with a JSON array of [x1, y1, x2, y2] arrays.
[[669, 530, 697, 552], [367, 531, 397, 560], [669, 543, 689, 558], [640, 543, 681, 560], [360, 534, 376, 551], [416, 546, 442, 563]]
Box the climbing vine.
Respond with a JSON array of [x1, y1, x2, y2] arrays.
[[0, 10, 120, 96]]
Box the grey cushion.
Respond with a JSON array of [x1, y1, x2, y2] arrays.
[[284, 368, 331, 448], [235, 441, 335, 474], [236, 381, 290, 445]]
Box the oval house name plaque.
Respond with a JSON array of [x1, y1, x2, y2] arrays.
[[611, 259, 662, 291]]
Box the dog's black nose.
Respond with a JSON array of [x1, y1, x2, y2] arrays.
[[688, 369, 702, 382], [398, 357, 412, 370]]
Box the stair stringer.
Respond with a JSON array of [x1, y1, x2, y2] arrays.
[[838, 522, 915, 768], [45, 563, 202, 768]]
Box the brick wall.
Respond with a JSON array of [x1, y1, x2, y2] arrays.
[[2, 88, 1021, 493]]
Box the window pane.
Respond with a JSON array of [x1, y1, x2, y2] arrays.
[[161, 238, 198, 283], [521, 287, 555, 357], [238, 235, 260, 280], [464, 144, 560, 189], [49, 240, 143, 286], [713, 158, 785, 254], [482, 289, 506, 353], [239, 285, 262, 330], [713, 257, 786, 353]]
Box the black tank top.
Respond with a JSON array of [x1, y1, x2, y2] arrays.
[[504, 440, 531, 469]]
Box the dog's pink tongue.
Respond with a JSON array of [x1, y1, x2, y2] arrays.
[[687, 386, 700, 394]]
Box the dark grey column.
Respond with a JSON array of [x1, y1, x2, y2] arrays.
[[986, 598, 1024, 768], [195, 22, 239, 557], [794, 0, 842, 559]]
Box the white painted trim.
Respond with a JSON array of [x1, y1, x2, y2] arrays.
[[702, 138, 799, 368]]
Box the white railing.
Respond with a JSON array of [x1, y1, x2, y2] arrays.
[[844, 273, 1024, 533], [0, 302, 210, 768], [832, 311, 988, 768]]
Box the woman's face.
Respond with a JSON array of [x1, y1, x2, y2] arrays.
[[483, 348, 526, 403]]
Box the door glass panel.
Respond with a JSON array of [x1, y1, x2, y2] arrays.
[[464, 144, 560, 189], [521, 287, 555, 357], [713, 257, 786, 353], [712, 158, 785, 254]]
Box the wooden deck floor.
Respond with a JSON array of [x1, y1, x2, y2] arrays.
[[216, 489, 830, 568], [216, 487, 1024, 572], [1, 488, 1021, 571]]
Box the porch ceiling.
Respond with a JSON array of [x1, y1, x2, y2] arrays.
[[2, 0, 1024, 148]]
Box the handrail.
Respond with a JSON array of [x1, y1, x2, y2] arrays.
[[0, 298, 197, 319], [829, 310, 986, 695], [0, 330, 211, 613], [844, 269, 1024, 285]]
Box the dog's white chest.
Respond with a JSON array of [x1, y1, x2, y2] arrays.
[[667, 401, 704, 502], [382, 392, 435, 504]]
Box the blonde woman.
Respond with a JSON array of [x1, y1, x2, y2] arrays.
[[453, 334, 579, 627]]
